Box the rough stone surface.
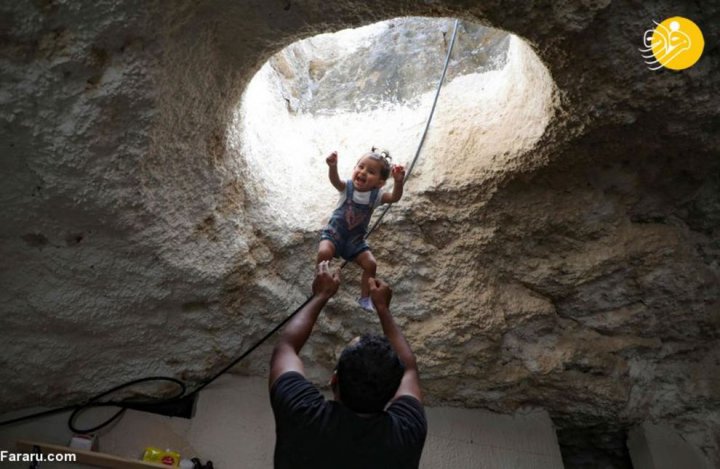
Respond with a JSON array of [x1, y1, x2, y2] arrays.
[[238, 20, 554, 232], [270, 18, 510, 114], [1, 1, 719, 466]]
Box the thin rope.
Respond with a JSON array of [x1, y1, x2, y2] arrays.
[[201, 18, 459, 385], [363, 19, 459, 240], [0, 19, 462, 430]]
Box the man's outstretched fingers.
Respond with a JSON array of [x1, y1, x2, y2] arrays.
[[313, 260, 339, 298], [368, 277, 392, 309]]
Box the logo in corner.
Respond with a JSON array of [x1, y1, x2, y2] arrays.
[[640, 17, 704, 71]]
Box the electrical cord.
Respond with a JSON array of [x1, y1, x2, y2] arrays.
[[0, 19, 460, 433], [362, 19, 459, 242], [67, 377, 186, 434], [0, 376, 186, 431]]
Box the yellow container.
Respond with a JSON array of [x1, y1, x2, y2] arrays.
[[142, 447, 181, 467]]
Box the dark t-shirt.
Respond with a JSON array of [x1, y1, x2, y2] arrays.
[[270, 371, 427, 469]]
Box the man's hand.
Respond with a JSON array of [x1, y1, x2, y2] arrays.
[[269, 260, 340, 389], [326, 151, 338, 167], [391, 164, 405, 183], [368, 277, 392, 311], [369, 277, 422, 404], [313, 260, 340, 299]]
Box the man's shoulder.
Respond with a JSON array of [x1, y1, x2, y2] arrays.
[[388, 395, 425, 418], [386, 396, 428, 435], [271, 370, 305, 386], [270, 371, 328, 416], [270, 371, 317, 398]]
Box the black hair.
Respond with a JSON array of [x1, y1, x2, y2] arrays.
[[336, 334, 405, 413], [363, 147, 392, 180]]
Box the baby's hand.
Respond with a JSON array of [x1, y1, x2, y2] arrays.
[[392, 164, 406, 182], [326, 151, 338, 166]]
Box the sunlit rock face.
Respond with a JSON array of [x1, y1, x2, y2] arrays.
[[236, 18, 555, 231], [269, 19, 510, 114], [1, 1, 718, 467]]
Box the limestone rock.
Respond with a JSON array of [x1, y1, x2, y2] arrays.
[[1, 0, 718, 466]]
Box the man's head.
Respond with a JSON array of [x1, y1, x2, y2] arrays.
[[334, 334, 405, 413]]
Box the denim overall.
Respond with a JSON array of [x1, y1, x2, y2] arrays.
[[320, 180, 380, 261]]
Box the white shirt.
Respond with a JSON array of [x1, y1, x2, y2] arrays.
[[334, 182, 385, 209]]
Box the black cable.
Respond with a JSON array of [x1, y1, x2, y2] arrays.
[[191, 296, 313, 395], [0, 376, 185, 430], [193, 18, 460, 394], [0, 19, 461, 432], [67, 377, 185, 434], [0, 405, 77, 427], [364, 18, 460, 240]]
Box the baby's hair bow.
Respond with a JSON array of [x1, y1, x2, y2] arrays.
[[371, 146, 392, 164]]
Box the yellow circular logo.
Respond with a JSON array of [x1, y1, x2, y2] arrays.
[[641, 17, 704, 70]]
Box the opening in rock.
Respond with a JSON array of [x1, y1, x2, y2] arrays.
[[230, 17, 556, 231]]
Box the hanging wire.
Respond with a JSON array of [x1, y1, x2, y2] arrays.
[[363, 19, 459, 241], [0, 19, 461, 432]]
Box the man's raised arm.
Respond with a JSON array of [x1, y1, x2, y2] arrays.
[[269, 261, 340, 389], [368, 278, 422, 403]]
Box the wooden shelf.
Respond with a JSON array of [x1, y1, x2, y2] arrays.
[[16, 440, 171, 469]]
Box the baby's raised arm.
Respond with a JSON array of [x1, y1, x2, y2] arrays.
[[326, 151, 346, 192], [381, 164, 405, 204]]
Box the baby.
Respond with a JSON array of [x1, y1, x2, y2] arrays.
[[318, 147, 405, 311]]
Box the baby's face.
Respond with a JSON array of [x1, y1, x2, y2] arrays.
[[352, 157, 386, 192]]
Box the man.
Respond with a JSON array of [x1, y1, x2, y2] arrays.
[[269, 261, 427, 468]]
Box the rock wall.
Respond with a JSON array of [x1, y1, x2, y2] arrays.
[[1, 0, 718, 465]]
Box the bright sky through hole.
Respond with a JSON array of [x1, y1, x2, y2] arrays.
[[230, 18, 556, 231]]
